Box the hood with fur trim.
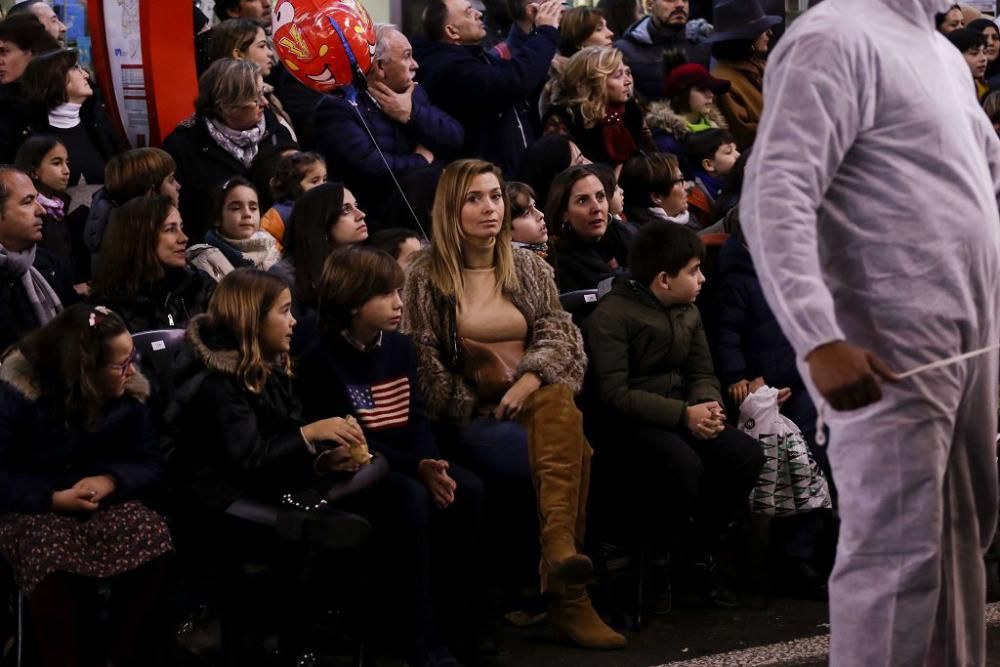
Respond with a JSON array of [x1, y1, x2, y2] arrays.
[[184, 314, 240, 376], [645, 101, 728, 141], [0, 350, 150, 403]]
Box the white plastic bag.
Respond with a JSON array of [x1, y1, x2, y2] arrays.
[[740, 386, 832, 517]]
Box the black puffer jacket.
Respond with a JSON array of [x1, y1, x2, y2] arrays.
[[90, 267, 214, 334], [167, 315, 315, 512], [0, 350, 162, 514]]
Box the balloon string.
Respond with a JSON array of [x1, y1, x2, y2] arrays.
[[813, 342, 1000, 446], [346, 88, 430, 241]]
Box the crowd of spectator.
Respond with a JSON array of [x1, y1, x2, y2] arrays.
[[0, 0, 997, 666]]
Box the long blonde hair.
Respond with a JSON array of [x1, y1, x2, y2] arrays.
[[429, 160, 519, 301], [558, 46, 622, 129], [207, 269, 292, 393]]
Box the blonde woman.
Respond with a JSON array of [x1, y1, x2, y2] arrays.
[[548, 46, 652, 166], [402, 159, 626, 650]]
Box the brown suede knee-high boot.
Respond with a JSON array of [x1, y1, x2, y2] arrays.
[[548, 583, 627, 649], [521, 384, 627, 650], [521, 384, 593, 586]]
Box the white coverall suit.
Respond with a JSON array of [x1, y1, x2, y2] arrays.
[[742, 0, 1000, 664]]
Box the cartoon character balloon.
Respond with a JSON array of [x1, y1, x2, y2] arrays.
[[272, 0, 376, 94]]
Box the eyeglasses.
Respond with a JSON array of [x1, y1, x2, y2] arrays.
[[671, 178, 694, 191], [106, 348, 138, 378]]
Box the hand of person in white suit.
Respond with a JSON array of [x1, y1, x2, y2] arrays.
[[807, 341, 898, 412]]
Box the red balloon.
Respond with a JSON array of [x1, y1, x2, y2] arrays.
[[272, 0, 376, 94]]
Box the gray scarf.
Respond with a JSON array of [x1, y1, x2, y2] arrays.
[[0, 243, 63, 326], [205, 116, 266, 168]]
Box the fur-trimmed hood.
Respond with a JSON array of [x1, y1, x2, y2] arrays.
[[645, 101, 729, 141], [185, 314, 240, 375], [0, 350, 150, 403]]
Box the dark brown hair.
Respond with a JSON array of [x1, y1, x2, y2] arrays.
[[629, 220, 705, 285], [317, 245, 404, 335], [618, 152, 677, 217], [104, 148, 176, 204], [505, 181, 537, 219], [21, 48, 80, 112], [92, 195, 178, 300], [269, 151, 325, 202], [544, 165, 606, 236], [210, 176, 257, 230], [0, 14, 59, 55], [7, 303, 130, 428], [283, 181, 346, 305], [559, 7, 607, 57], [207, 18, 262, 65]]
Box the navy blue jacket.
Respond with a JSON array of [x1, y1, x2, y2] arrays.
[[296, 331, 439, 478], [0, 352, 163, 514], [716, 233, 817, 431], [414, 27, 559, 176], [615, 17, 712, 102], [314, 85, 463, 221], [269, 63, 323, 150], [716, 233, 802, 389]]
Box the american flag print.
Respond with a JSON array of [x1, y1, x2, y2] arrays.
[[346, 376, 411, 431]]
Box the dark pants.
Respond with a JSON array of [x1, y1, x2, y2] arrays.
[[622, 425, 765, 551], [337, 464, 484, 644], [28, 556, 169, 667], [441, 417, 539, 585]]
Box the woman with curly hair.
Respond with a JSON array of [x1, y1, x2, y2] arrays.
[[547, 46, 652, 166], [539, 7, 616, 119], [402, 159, 626, 650]]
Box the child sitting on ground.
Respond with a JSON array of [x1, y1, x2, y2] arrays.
[[583, 221, 764, 607], [261, 151, 327, 251], [684, 129, 740, 226]]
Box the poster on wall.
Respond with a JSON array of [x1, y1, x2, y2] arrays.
[[102, 0, 149, 147]]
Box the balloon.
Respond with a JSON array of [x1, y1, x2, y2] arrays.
[[272, 0, 376, 94]]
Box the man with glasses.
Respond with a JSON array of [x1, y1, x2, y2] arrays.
[[0, 166, 74, 350]]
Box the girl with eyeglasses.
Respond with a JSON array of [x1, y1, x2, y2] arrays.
[[0, 303, 172, 667]]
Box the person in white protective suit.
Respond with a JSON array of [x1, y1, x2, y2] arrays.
[[741, 0, 1000, 665]]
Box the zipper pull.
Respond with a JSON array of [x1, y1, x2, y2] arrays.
[[168, 314, 175, 327]]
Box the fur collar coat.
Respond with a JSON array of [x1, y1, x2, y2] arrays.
[[401, 248, 586, 424]]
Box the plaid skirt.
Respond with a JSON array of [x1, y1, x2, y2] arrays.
[[0, 500, 173, 593]]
